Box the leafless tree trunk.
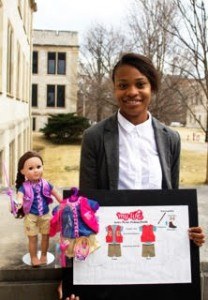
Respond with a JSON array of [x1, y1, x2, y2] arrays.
[[126, 0, 186, 124], [167, 0, 208, 182], [79, 23, 129, 122], [127, 0, 177, 67]]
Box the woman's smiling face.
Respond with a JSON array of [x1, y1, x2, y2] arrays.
[[114, 64, 152, 125]]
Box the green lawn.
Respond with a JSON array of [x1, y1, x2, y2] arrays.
[[33, 128, 208, 188]]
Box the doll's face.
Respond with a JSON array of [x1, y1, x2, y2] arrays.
[[21, 157, 43, 182]]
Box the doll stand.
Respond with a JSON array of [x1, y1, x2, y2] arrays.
[[22, 251, 55, 266]]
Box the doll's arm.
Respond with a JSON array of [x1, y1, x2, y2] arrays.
[[16, 191, 24, 208], [51, 188, 62, 203]]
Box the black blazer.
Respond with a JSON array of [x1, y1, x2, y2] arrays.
[[79, 112, 181, 190]]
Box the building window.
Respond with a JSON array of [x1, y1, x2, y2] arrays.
[[47, 85, 65, 107], [22, 54, 25, 101], [32, 51, 38, 74], [16, 42, 20, 99], [18, 0, 22, 18], [7, 23, 13, 95], [0, 3, 3, 93], [57, 85, 65, 107], [58, 53, 66, 74], [32, 84, 38, 106], [48, 52, 56, 74], [47, 85, 55, 107], [32, 117, 36, 131], [47, 52, 66, 75], [9, 141, 15, 185], [0, 150, 2, 185]]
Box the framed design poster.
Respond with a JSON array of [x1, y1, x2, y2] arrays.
[[62, 189, 201, 300]]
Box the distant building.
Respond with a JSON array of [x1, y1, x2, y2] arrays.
[[172, 77, 207, 129], [0, 0, 37, 186], [31, 29, 79, 131], [185, 80, 207, 129], [160, 75, 207, 129]]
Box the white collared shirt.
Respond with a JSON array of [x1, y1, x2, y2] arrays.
[[117, 111, 162, 190]]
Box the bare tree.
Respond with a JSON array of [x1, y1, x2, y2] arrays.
[[165, 0, 208, 182], [78, 23, 129, 122], [168, 0, 208, 126], [126, 0, 187, 124], [127, 0, 177, 67]]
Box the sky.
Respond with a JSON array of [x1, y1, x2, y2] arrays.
[[33, 0, 131, 38]]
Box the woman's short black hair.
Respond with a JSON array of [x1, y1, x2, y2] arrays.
[[112, 52, 160, 92]]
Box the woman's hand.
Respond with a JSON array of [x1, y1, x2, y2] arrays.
[[65, 295, 80, 300], [189, 227, 205, 246], [57, 281, 80, 300]]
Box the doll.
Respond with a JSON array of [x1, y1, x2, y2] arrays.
[[15, 150, 62, 267]]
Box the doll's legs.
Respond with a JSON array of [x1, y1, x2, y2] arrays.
[[40, 234, 49, 265], [38, 214, 50, 265], [24, 214, 40, 266], [28, 235, 41, 267]]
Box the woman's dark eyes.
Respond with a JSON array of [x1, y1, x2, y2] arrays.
[[116, 82, 127, 89], [118, 84, 127, 89], [118, 82, 145, 89], [136, 82, 145, 88]]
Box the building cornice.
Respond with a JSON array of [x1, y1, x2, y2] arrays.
[[33, 44, 80, 49], [0, 117, 30, 132]]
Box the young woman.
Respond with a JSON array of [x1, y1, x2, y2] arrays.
[[63, 53, 205, 299], [79, 52, 204, 246]]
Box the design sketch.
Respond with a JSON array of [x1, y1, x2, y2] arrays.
[[106, 224, 123, 257]]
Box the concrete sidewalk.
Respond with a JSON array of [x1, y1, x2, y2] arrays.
[[0, 186, 207, 269], [195, 185, 208, 264]]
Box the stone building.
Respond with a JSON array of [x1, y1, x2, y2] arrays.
[[0, 0, 37, 186], [160, 75, 207, 129], [171, 77, 207, 129], [31, 29, 79, 131]]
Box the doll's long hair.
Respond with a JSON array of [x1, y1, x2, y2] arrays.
[[15, 151, 43, 191]]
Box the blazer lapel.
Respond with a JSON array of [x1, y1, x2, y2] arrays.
[[152, 118, 171, 189], [104, 113, 119, 190]]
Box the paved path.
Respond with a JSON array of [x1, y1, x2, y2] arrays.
[[194, 185, 208, 263], [182, 140, 208, 153], [179, 136, 208, 263]]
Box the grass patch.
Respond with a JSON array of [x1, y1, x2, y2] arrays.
[[64, 165, 80, 172], [32, 130, 208, 188], [180, 149, 206, 186], [32, 132, 81, 188]]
